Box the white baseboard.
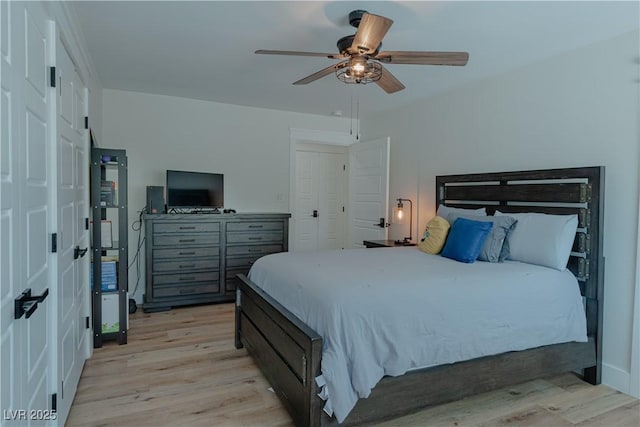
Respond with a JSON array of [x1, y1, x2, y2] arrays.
[[602, 362, 631, 395]]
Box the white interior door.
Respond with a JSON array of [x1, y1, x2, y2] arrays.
[[293, 144, 347, 252], [348, 137, 390, 248], [55, 38, 90, 423], [1, 1, 54, 421]]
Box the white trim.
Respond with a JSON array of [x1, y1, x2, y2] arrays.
[[290, 128, 356, 146], [602, 362, 632, 395], [631, 146, 640, 399]]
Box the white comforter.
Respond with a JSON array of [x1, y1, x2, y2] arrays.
[[248, 247, 587, 423]]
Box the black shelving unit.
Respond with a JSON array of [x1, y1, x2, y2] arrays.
[[90, 147, 128, 348]]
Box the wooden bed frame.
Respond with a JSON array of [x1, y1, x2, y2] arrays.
[[235, 166, 604, 426]]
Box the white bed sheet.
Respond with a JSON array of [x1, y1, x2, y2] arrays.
[[248, 247, 587, 423]]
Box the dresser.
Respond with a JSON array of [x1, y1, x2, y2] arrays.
[[143, 213, 290, 312]]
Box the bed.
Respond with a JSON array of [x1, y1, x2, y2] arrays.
[[234, 166, 604, 426]]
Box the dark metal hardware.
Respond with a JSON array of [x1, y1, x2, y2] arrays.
[[51, 233, 57, 253], [179, 251, 196, 256], [14, 288, 49, 319], [376, 218, 389, 228], [248, 225, 263, 228], [248, 237, 263, 241], [50, 67, 56, 88], [74, 246, 88, 259], [179, 239, 195, 243], [179, 264, 196, 269], [312, 210, 319, 218], [179, 226, 196, 230]]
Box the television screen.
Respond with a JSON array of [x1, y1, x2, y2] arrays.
[[166, 170, 223, 209]]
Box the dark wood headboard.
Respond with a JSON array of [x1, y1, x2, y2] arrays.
[[436, 166, 604, 383]]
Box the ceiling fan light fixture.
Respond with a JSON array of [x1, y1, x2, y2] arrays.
[[336, 60, 382, 85]]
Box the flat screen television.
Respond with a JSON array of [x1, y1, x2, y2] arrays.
[[166, 170, 224, 210]]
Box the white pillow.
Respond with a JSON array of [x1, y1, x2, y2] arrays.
[[495, 211, 578, 271], [436, 205, 486, 224]]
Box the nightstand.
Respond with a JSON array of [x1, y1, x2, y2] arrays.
[[363, 240, 417, 248]]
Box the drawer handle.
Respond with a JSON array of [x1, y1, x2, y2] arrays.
[[179, 226, 196, 230], [179, 264, 196, 269], [179, 276, 195, 281], [248, 237, 263, 241], [248, 249, 264, 253], [179, 251, 196, 256], [180, 239, 195, 243], [248, 225, 263, 229], [179, 288, 196, 294]]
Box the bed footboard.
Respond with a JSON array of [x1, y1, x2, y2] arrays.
[[235, 274, 323, 427]]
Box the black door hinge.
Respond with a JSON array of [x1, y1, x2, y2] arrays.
[[51, 393, 57, 411], [51, 233, 57, 253], [85, 218, 89, 230], [84, 116, 89, 129], [50, 67, 56, 88], [86, 316, 90, 329]]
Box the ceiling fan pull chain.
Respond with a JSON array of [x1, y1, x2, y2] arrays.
[[350, 93, 353, 136], [356, 96, 360, 141]]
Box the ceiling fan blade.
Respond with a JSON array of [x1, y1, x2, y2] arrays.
[[255, 50, 344, 59], [375, 51, 469, 66], [376, 65, 405, 94], [293, 63, 346, 85], [351, 13, 393, 54]]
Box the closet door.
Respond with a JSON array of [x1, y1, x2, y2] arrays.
[[54, 37, 90, 422], [1, 1, 54, 419], [293, 146, 347, 252]]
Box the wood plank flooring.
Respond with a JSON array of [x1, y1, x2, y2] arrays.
[[67, 304, 639, 427]]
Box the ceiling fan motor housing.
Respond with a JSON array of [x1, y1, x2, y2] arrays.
[[349, 10, 367, 28]]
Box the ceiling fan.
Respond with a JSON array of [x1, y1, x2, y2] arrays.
[[256, 10, 469, 94]]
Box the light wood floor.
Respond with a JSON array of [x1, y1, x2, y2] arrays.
[[67, 304, 639, 427]]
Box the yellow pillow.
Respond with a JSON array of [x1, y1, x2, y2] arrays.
[[418, 216, 451, 254]]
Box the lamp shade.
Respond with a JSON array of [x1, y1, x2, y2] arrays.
[[393, 201, 405, 224]]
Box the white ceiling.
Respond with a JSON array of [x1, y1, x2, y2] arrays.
[[71, 1, 639, 117]]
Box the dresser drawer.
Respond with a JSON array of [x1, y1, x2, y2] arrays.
[[226, 231, 283, 244], [153, 258, 219, 273], [226, 255, 264, 269], [153, 283, 220, 298], [153, 221, 220, 234], [226, 244, 282, 257], [227, 221, 284, 232], [153, 234, 219, 246], [153, 271, 219, 286], [153, 247, 220, 259]]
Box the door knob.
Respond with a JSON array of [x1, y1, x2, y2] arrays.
[[14, 288, 49, 319], [74, 246, 88, 259], [375, 218, 390, 228]]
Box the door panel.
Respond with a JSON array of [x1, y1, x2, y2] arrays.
[[348, 137, 390, 247], [318, 153, 345, 250], [1, 1, 52, 419], [294, 151, 318, 251], [55, 39, 90, 423]]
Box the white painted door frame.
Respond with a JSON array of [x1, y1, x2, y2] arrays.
[[288, 128, 355, 251]]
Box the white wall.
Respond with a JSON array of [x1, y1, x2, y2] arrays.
[[101, 89, 351, 300], [362, 30, 640, 395]]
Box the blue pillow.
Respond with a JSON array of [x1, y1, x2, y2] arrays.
[[441, 218, 493, 263]]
